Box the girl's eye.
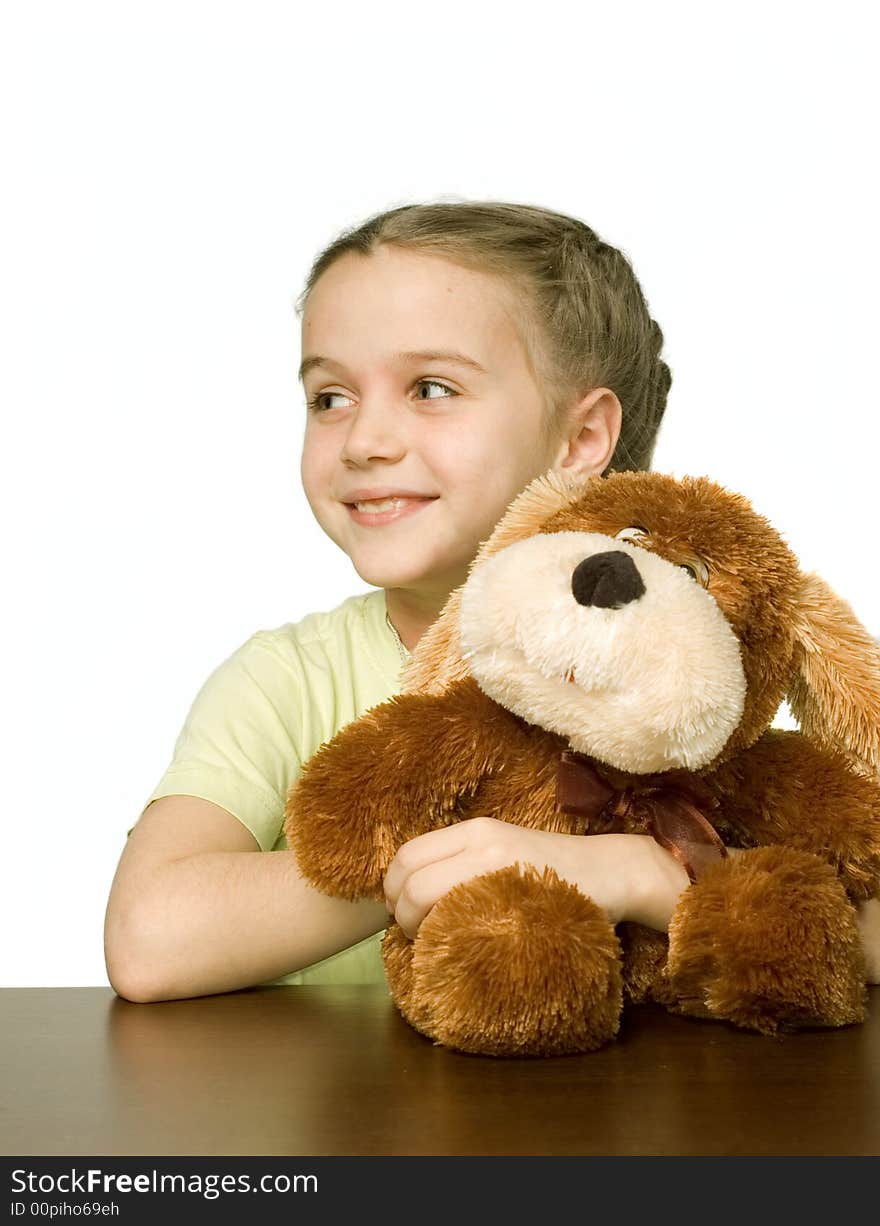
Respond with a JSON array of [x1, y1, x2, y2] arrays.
[[415, 379, 456, 401], [306, 378, 457, 413], [307, 391, 349, 412]]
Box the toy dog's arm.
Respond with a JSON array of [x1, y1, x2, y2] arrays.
[[283, 676, 527, 900], [706, 728, 880, 900]]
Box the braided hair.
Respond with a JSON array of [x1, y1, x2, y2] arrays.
[[296, 199, 672, 474]]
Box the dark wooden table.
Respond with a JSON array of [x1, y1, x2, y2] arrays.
[[2, 986, 878, 1156]]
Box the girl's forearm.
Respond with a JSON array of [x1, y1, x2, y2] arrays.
[[621, 834, 692, 929], [550, 830, 692, 930], [613, 834, 744, 930], [109, 849, 390, 1003], [561, 831, 706, 931]]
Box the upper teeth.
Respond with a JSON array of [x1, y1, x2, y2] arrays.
[[354, 497, 413, 513]]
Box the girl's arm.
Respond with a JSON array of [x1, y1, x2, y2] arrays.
[[387, 823, 701, 936], [384, 820, 880, 983], [105, 795, 390, 1003], [382, 818, 738, 939]]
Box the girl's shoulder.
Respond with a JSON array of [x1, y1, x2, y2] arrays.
[[266, 588, 385, 649], [245, 588, 399, 697]]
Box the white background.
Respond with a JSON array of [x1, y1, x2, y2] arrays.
[[2, 1, 876, 985]]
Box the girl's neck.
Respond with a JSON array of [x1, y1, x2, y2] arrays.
[[384, 587, 454, 654]]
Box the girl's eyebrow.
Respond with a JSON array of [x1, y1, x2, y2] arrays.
[[298, 350, 489, 383]]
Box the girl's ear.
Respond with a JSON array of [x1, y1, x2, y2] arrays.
[[786, 571, 880, 773]]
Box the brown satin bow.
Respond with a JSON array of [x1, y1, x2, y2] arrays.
[[556, 750, 727, 883]]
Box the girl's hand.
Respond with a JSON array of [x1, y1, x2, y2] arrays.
[[382, 817, 654, 940]]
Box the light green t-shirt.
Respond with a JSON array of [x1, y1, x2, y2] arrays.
[[128, 588, 409, 986]]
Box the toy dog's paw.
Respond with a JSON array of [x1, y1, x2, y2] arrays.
[[384, 863, 623, 1056], [656, 845, 868, 1034]]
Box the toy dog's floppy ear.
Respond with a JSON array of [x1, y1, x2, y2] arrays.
[[399, 467, 585, 697], [787, 571, 880, 773]]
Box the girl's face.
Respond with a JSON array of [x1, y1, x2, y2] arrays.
[[299, 245, 568, 597]]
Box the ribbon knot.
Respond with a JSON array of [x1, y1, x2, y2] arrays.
[[556, 750, 727, 883]]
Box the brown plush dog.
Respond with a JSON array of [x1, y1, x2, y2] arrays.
[[284, 469, 880, 1056]]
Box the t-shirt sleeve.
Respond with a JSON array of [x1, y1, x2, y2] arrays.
[[130, 632, 305, 852]]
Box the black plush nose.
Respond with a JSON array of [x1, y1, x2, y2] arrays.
[[571, 551, 646, 609]]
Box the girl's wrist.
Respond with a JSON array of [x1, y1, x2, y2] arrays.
[[561, 831, 673, 928], [556, 829, 730, 931], [624, 836, 742, 930], [624, 834, 692, 931]]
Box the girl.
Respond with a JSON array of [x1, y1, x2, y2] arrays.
[[104, 200, 692, 1002]]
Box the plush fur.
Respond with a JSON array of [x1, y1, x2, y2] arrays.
[[284, 468, 880, 1056]]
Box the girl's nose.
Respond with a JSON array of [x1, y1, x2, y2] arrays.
[[339, 397, 407, 466]]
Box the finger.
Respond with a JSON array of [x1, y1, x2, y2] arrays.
[[392, 848, 513, 939], [391, 853, 475, 939], [383, 820, 490, 907]]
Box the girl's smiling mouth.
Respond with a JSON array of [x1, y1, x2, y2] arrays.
[[346, 496, 438, 526]]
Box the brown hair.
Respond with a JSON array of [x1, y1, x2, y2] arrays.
[[295, 199, 672, 473]]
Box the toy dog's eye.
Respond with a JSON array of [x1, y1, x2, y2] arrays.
[[679, 558, 710, 587], [615, 525, 649, 544]]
